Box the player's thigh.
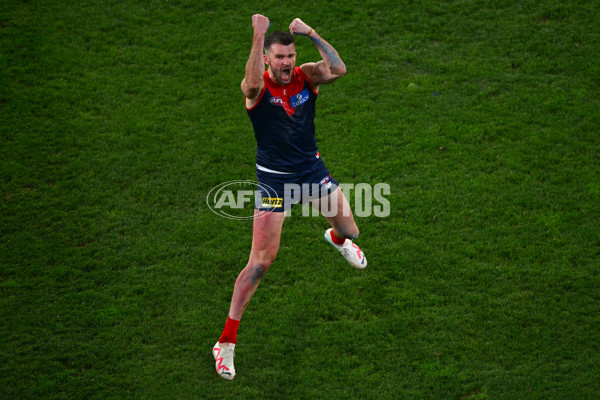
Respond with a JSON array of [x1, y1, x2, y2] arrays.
[[249, 209, 286, 261]]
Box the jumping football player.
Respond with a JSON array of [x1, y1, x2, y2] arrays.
[[213, 14, 367, 380]]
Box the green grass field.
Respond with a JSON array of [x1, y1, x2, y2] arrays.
[[2, 0, 599, 398]]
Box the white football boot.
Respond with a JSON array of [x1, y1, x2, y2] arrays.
[[213, 342, 236, 380], [324, 228, 367, 269]]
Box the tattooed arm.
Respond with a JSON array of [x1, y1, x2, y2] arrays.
[[289, 18, 347, 89]]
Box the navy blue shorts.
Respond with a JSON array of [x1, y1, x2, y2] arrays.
[[255, 160, 338, 212]]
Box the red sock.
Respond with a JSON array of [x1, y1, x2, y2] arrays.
[[330, 230, 346, 245], [219, 316, 240, 344]]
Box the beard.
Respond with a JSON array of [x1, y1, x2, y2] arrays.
[[273, 65, 293, 85]]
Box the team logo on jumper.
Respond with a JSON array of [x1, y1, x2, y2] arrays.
[[261, 197, 283, 208], [269, 97, 283, 106], [291, 89, 309, 108]]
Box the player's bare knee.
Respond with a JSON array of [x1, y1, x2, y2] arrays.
[[237, 262, 269, 287], [249, 263, 268, 285]]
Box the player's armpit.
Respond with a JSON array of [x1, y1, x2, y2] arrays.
[[241, 78, 264, 100], [300, 60, 344, 87]]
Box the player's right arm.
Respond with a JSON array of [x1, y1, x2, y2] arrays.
[[241, 14, 269, 104]]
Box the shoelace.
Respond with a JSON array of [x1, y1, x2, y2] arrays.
[[340, 245, 353, 259], [221, 347, 235, 360]]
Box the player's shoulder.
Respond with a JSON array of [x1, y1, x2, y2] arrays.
[[299, 63, 316, 79], [242, 71, 269, 108], [298, 64, 319, 92]]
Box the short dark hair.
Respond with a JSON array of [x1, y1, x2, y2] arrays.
[[264, 30, 295, 53]]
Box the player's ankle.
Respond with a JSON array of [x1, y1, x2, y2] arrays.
[[219, 316, 240, 344], [330, 229, 346, 245]]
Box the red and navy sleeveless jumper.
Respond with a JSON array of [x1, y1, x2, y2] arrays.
[[247, 67, 320, 173], [247, 67, 337, 211]]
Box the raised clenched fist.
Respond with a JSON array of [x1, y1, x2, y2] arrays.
[[252, 14, 270, 36], [289, 18, 312, 36]]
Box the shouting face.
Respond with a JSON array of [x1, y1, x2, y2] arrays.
[[264, 43, 297, 86]]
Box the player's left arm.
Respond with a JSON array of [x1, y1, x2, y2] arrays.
[[289, 18, 346, 88]]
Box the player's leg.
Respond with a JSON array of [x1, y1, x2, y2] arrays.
[[228, 209, 286, 320], [311, 187, 367, 269], [313, 186, 359, 239], [214, 209, 286, 380]]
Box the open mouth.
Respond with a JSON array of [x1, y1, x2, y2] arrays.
[[281, 67, 292, 82]]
